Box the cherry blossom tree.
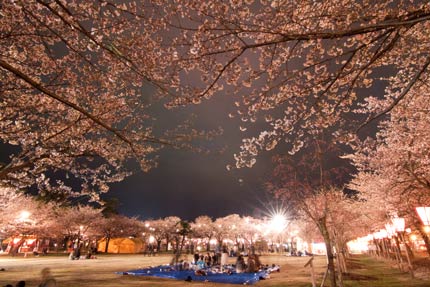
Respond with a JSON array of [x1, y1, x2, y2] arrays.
[[144, 219, 165, 252], [268, 137, 353, 287], [191, 215, 215, 251], [0, 0, 220, 200], [170, 220, 192, 266], [150, 0, 430, 167], [95, 214, 143, 253], [145, 216, 181, 252], [240, 216, 264, 253], [49, 204, 103, 250], [0, 186, 24, 233], [0, 186, 61, 254], [4, 1, 429, 204], [213, 215, 233, 249], [294, 187, 372, 284], [349, 85, 430, 255]]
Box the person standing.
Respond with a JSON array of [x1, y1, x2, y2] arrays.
[[220, 245, 229, 271]]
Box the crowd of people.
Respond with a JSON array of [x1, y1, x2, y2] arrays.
[[175, 246, 277, 277]]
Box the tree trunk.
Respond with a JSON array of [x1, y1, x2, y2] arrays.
[[318, 218, 337, 287], [336, 241, 347, 273], [165, 235, 170, 252], [171, 235, 187, 267], [104, 237, 111, 253], [10, 239, 24, 256]]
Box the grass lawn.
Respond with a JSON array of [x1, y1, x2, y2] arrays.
[[0, 253, 429, 286]]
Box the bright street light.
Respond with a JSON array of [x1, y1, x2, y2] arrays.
[[269, 213, 287, 232]]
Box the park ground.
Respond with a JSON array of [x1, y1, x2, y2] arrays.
[[1, 253, 430, 287]]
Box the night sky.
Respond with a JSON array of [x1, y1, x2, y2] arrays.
[[105, 92, 278, 221]]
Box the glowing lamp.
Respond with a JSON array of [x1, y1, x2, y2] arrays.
[[385, 224, 395, 237], [27, 239, 36, 245], [269, 213, 287, 232], [19, 210, 31, 221], [392, 217, 405, 232], [416, 207, 430, 226]]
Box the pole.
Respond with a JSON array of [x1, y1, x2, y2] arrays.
[[399, 232, 414, 278], [393, 235, 404, 271]]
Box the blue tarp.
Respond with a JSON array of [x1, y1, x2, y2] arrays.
[[118, 266, 269, 285]]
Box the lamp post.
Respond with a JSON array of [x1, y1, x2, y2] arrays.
[[392, 217, 414, 278]]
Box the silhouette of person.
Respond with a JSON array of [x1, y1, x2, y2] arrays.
[[38, 268, 57, 287]]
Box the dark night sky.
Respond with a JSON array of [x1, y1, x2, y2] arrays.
[[105, 93, 278, 221]]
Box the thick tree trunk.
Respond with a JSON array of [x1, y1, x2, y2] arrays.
[[318, 218, 337, 287], [336, 242, 347, 274], [104, 237, 111, 253], [10, 239, 24, 256]]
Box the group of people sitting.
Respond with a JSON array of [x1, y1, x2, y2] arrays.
[[234, 254, 261, 273], [68, 247, 97, 260], [176, 251, 269, 275]]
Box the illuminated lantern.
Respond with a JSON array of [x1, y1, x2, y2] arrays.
[[392, 217, 405, 232], [416, 207, 430, 226]]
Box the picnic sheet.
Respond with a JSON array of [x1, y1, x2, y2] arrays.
[[119, 266, 269, 285]]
